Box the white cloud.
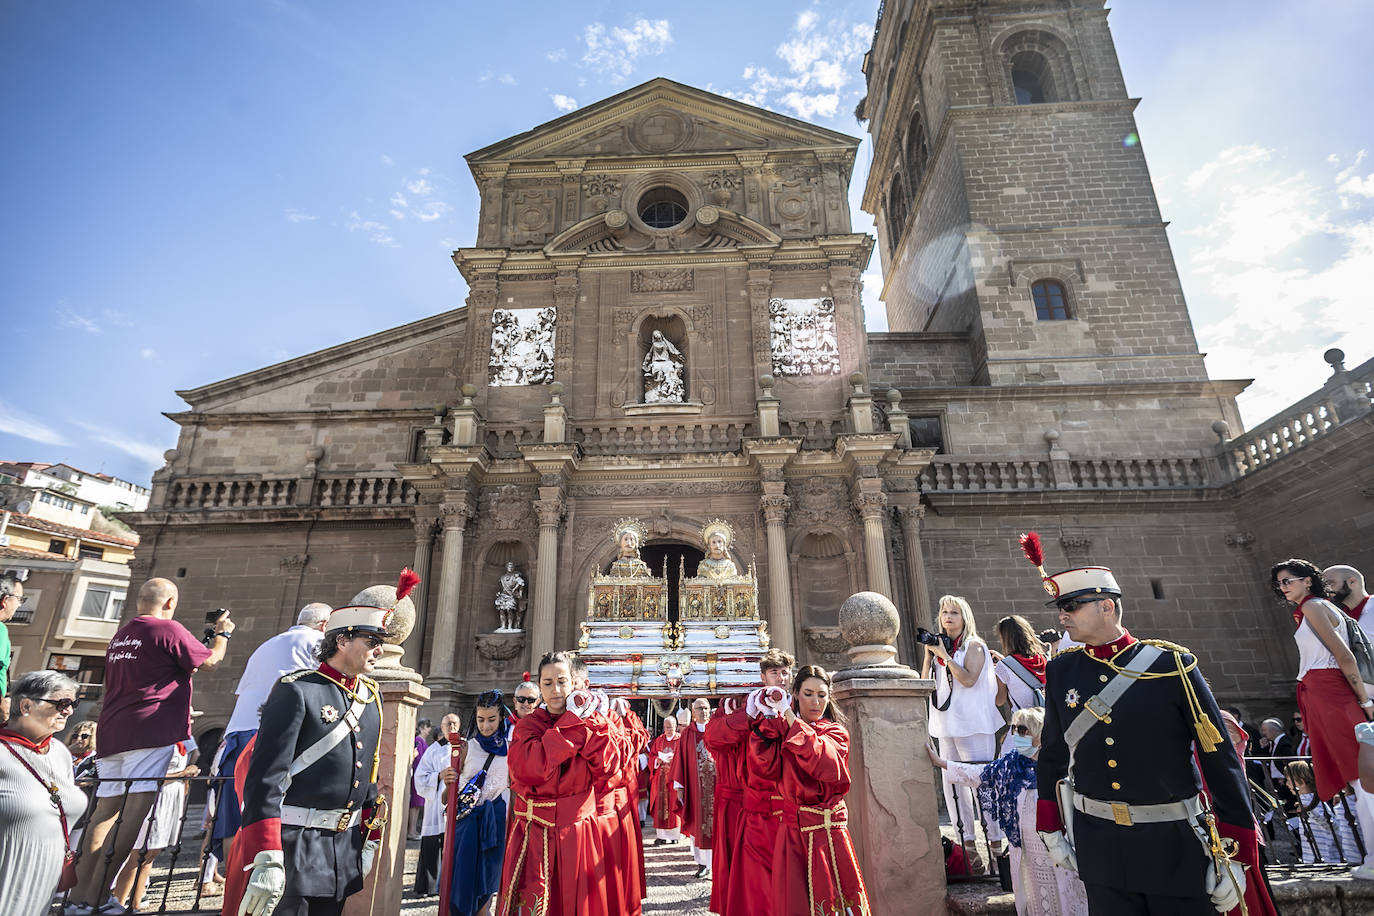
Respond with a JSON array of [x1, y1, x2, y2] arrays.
[[546, 48, 567, 63], [379, 154, 394, 166], [724, 18, 869, 121], [0, 401, 69, 446], [57, 309, 102, 333], [406, 178, 434, 196], [580, 18, 672, 81], [551, 93, 579, 113], [479, 71, 516, 85], [344, 211, 397, 247], [139, 348, 157, 360], [284, 208, 318, 223], [1183, 144, 1269, 191], [412, 201, 449, 222], [73, 421, 169, 468]]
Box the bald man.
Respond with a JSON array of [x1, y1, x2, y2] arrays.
[[414, 712, 464, 896], [69, 578, 235, 911], [1324, 565, 1371, 639]]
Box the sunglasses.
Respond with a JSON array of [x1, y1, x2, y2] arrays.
[[356, 635, 384, 648], [1011, 724, 1031, 736], [1276, 576, 1309, 587], [36, 697, 77, 713], [1055, 597, 1103, 612], [514, 696, 538, 704]]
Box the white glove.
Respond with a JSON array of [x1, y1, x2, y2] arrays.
[[1205, 859, 1245, 913], [675, 707, 690, 726], [720, 695, 739, 716], [595, 690, 611, 715], [238, 849, 285, 916], [658, 749, 674, 765], [1037, 831, 1077, 873], [745, 688, 764, 718], [611, 697, 630, 716], [762, 686, 789, 717], [360, 838, 380, 879], [566, 690, 595, 719]]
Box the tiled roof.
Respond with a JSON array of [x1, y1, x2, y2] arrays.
[[5, 512, 139, 548], [0, 543, 69, 561]]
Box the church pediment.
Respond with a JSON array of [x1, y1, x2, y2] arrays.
[[467, 78, 858, 166]]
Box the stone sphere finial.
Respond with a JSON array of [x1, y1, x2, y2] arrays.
[[162, 448, 179, 465], [758, 373, 775, 395], [1044, 429, 1060, 445], [548, 380, 565, 403], [1211, 419, 1231, 443], [432, 403, 448, 420], [306, 445, 325, 461], [460, 383, 478, 404], [839, 591, 900, 667], [848, 371, 867, 393], [886, 388, 902, 408], [1324, 348, 1347, 372]]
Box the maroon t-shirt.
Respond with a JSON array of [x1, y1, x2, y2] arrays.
[[97, 615, 213, 757]]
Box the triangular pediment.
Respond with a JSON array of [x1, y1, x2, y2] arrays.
[[467, 78, 859, 166]]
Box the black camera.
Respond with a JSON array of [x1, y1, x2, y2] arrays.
[[915, 626, 954, 653], [204, 608, 230, 642]]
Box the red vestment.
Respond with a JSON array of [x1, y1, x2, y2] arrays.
[[497, 708, 615, 916], [621, 710, 650, 904], [649, 733, 683, 830], [756, 717, 871, 916], [722, 708, 785, 916], [671, 721, 716, 850], [704, 706, 747, 915], [594, 713, 636, 916]]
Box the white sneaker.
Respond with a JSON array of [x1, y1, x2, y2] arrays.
[[1352, 863, 1374, 881]]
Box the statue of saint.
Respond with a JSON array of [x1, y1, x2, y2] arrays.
[[696, 518, 739, 579], [494, 561, 526, 631], [608, 517, 653, 577], [642, 330, 685, 403]]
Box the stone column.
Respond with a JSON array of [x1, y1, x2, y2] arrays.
[[831, 592, 945, 916], [852, 482, 892, 598], [761, 492, 796, 653], [896, 505, 932, 630], [342, 678, 431, 916], [427, 495, 472, 693], [400, 512, 436, 667], [529, 489, 566, 666]]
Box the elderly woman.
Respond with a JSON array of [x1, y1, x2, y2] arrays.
[[928, 707, 1088, 916], [0, 670, 88, 916]]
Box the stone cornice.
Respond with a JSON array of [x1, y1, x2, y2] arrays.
[[165, 408, 435, 426], [888, 379, 1251, 402], [175, 308, 468, 409]]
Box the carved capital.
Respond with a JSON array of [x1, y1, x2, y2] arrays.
[[1225, 531, 1256, 550], [760, 493, 791, 525], [895, 504, 926, 530], [439, 500, 474, 529], [851, 490, 888, 519], [535, 495, 566, 528], [1060, 535, 1092, 554], [279, 554, 309, 571], [412, 515, 438, 541]]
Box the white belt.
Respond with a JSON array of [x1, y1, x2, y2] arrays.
[[280, 804, 361, 832], [1073, 793, 1203, 827]]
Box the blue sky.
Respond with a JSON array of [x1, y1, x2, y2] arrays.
[[1, 0, 1370, 486]]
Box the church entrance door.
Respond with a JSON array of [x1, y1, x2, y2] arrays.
[[639, 539, 704, 624]]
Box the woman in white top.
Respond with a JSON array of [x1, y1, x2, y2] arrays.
[[1274, 557, 1374, 879], [922, 594, 1004, 873]]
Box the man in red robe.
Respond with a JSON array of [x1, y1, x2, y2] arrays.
[[672, 697, 717, 878], [648, 716, 683, 844], [706, 647, 794, 916], [704, 694, 747, 915]]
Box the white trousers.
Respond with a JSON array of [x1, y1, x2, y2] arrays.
[[1352, 781, 1374, 866], [938, 733, 1002, 842], [655, 826, 682, 841], [690, 838, 713, 867]]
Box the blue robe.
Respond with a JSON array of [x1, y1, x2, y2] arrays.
[[449, 794, 507, 916]]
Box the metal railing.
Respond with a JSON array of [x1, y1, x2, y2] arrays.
[[1246, 755, 1367, 867]]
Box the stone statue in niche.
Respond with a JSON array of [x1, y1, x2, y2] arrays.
[[641, 330, 685, 403], [494, 561, 527, 632], [489, 307, 556, 386], [696, 518, 739, 579], [608, 517, 653, 577]]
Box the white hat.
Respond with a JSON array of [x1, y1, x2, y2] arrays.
[[1042, 566, 1121, 606]]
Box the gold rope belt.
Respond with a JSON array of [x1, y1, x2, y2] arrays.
[[796, 804, 871, 916], [499, 796, 557, 916]]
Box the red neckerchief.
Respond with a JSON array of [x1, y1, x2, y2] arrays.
[[1011, 653, 1047, 683], [0, 727, 53, 753], [935, 633, 964, 667], [319, 661, 357, 691], [1085, 630, 1136, 660], [1350, 596, 1370, 622], [1292, 595, 1319, 628]]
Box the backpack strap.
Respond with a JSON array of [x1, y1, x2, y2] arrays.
[[1000, 656, 1046, 707]]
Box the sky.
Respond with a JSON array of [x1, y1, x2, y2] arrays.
[[0, 0, 1370, 487]]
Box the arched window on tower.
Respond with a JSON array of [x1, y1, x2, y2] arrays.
[[1031, 279, 1070, 320], [904, 112, 930, 193], [887, 177, 909, 250], [1001, 29, 1076, 105]]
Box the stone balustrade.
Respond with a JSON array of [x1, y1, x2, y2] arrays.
[[163, 474, 416, 511], [317, 475, 417, 507], [573, 419, 754, 455], [919, 455, 1208, 492]]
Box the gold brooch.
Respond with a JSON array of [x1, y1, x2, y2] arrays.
[[321, 704, 340, 723], [1065, 689, 1081, 709]]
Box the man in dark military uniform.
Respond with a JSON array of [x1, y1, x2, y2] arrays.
[[1027, 560, 1258, 915], [228, 572, 418, 916]]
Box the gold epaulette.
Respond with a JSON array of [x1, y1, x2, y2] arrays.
[[1140, 638, 1192, 656], [279, 668, 315, 684], [1054, 645, 1085, 657]]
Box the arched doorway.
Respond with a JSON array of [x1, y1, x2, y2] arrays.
[[639, 539, 704, 624]]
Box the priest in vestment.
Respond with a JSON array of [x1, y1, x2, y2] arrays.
[[672, 697, 717, 878], [648, 716, 683, 844]]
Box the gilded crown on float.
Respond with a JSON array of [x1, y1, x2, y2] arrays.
[[612, 516, 648, 546], [700, 518, 735, 547]]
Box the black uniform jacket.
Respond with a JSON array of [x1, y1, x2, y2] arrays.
[[239, 668, 383, 900], [1037, 639, 1251, 896]]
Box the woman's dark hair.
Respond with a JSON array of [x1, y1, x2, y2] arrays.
[[1269, 558, 1330, 602], [537, 651, 576, 678], [996, 615, 1046, 658], [791, 664, 844, 725], [466, 689, 511, 738]]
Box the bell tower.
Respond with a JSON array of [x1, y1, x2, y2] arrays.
[[861, 0, 1209, 387]]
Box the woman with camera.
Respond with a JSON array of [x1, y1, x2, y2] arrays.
[[921, 595, 1003, 874], [439, 690, 511, 916]]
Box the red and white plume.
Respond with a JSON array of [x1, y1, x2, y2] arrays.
[[395, 567, 420, 602], [1018, 531, 1048, 579]]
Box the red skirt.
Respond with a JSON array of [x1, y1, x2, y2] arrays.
[[772, 802, 871, 916], [498, 790, 609, 916], [710, 788, 744, 915], [1297, 668, 1366, 800], [727, 801, 783, 916]]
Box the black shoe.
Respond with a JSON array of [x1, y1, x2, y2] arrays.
[[694, 865, 709, 878], [653, 838, 667, 846]]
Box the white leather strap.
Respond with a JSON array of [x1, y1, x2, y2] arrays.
[[283, 681, 373, 791], [280, 804, 362, 831]]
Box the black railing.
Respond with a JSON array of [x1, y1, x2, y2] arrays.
[[1246, 755, 1367, 867]]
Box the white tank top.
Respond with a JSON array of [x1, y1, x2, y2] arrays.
[[1295, 598, 1345, 680], [928, 636, 1003, 738]]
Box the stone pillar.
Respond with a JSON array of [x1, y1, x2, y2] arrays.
[[427, 495, 472, 692], [529, 489, 566, 666], [756, 375, 781, 437], [852, 482, 892, 598], [761, 493, 796, 653], [400, 513, 437, 667], [831, 592, 945, 916], [342, 678, 431, 916], [543, 382, 567, 443], [895, 505, 932, 659]]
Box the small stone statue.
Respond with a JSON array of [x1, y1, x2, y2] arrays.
[[642, 330, 685, 403], [608, 517, 653, 577], [494, 561, 527, 632], [697, 518, 739, 579]]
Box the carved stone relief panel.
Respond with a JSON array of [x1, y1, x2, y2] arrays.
[[489, 307, 556, 386], [789, 477, 856, 530], [508, 188, 557, 246], [703, 170, 742, 206], [583, 173, 622, 213], [769, 297, 841, 376], [631, 268, 694, 292]]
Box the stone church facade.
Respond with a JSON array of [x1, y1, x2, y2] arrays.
[[129, 1, 1371, 731]]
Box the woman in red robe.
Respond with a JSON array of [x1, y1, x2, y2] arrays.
[[497, 652, 616, 916], [750, 665, 871, 916], [649, 716, 683, 843], [703, 695, 747, 915]]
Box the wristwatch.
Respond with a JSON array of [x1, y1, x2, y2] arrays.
[[215, 631, 233, 640], [1360, 698, 1372, 709]]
